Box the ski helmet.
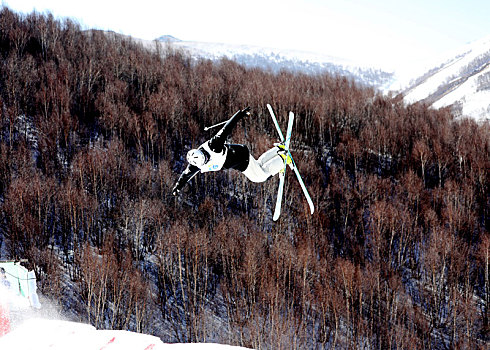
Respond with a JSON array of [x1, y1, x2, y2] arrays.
[[187, 149, 206, 167]]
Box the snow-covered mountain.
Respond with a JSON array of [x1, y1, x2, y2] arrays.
[[138, 33, 490, 122], [402, 35, 490, 122], [149, 36, 395, 90]]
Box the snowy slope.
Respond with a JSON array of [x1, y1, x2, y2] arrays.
[[0, 318, 249, 350], [402, 35, 490, 122]]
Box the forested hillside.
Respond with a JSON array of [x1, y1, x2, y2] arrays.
[[0, 7, 489, 349]]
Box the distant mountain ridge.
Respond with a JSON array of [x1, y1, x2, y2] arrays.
[[156, 35, 181, 42], [145, 34, 489, 122], [152, 35, 395, 90]]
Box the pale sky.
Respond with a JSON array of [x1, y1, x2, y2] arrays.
[[3, 0, 490, 69]]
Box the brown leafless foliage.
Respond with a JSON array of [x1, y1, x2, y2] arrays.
[[0, 6, 489, 348]]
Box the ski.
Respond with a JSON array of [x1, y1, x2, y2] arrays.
[[267, 104, 285, 141], [273, 111, 294, 221], [289, 154, 315, 215], [267, 104, 315, 220]]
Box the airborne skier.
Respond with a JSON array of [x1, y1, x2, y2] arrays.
[[171, 107, 290, 196]]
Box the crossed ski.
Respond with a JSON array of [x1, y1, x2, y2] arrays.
[[267, 104, 315, 221]]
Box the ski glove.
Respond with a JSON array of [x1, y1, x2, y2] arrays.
[[241, 106, 251, 116], [171, 186, 181, 196]]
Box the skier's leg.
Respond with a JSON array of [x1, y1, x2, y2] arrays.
[[242, 153, 285, 182], [258, 146, 289, 176], [243, 143, 292, 182], [242, 155, 272, 183], [261, 154, 285, 176], [257, 146, 280, 166]]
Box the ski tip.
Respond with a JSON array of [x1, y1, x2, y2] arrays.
[[308, 201, 315, 215]]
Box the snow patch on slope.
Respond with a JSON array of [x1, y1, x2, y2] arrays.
[[432, 63, 490, 120], [0, 318, 249, 350], [401, 35, 490, 122]]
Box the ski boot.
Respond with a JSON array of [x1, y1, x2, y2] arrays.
[[274, 143, 294, 169]]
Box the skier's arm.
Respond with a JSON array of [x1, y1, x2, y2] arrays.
[[208, 107, 250, 152], [172, 164, 200, 195]]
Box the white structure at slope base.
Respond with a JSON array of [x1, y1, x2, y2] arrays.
[[0, 260, 42, 337], [0, 261, 41, 309]]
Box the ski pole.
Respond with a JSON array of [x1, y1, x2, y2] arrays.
[[204, 120, 228, 131], [204, 107, 250, 131]]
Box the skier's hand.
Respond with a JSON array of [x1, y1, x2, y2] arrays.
[[241, 106, 251, 116], [171, 186, 181, 196], [236, 107, 250, 119]]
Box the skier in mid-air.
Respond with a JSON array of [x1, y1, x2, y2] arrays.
[[171, 107, 290, 195]]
